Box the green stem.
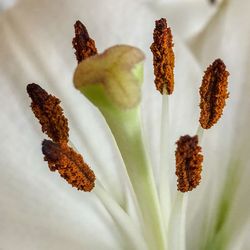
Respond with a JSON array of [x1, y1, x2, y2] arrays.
[[99, 106, 166, 250]]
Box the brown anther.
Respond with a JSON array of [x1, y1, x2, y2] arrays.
[[150, 18, 175, 94], [42, 140, 96, 191], [199, 59, 229, 129], [175, 135, 203, 192], [72, 20, 98, 63], [27, 83, 69, 144]]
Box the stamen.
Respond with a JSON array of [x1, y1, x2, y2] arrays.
[[175, 135, 203, 192], [42, 139, 96, 191], [199, 59, 229, 129], [150, 18, 175, 95], [27, 83, 69, 144], [72, 20, 98, 63]]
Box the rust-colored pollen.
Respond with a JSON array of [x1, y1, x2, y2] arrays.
[[150, 18, 175, 94], [72, 20, 98, 63], [199, 59, 229, 129], [42, 140, 96, 191], [27, 83, 69, 144], [27, 83, 96, 192], [175, 135, 203, 192]]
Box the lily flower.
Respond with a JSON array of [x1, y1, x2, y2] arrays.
[[0, 0, 249, 250]]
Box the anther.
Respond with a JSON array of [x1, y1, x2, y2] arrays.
[[175, 135, 203, 192], [72, 20, 98, 63], [199, 59, 229, 129], [42, 140, 96, 192], [27, 83, 69, 144], [150, 18, 175, 95]]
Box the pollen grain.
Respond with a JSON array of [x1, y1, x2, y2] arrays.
[[199, 59, 229, 129], [42, 139, 96, 192], [27, 83, 69, 144], [150, 18, 175, 94], [72, 20, 98, 63], [175, 135, 203, 192]]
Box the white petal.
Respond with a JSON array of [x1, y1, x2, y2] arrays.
[[148, 0, 222, 40], [0, 0, 17, 11], [0, 82, 129, 249], [0, 0, 156, 248], [187, 0, 250, 247]]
